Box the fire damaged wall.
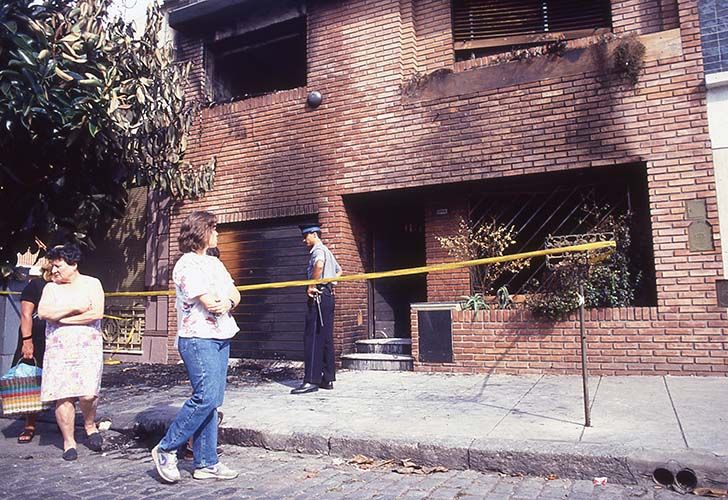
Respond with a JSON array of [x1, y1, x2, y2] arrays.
[[155, 0, 727, 375]]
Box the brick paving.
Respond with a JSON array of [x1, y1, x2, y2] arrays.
[[0, 423, 683, 499]]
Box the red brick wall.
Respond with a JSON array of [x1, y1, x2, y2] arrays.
[[612, 0, 680, 34], [159, 0, 727, 373], [425, 199, 470, 302], [411, 307, 728, 376]]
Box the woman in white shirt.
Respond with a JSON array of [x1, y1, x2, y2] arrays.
[[151, 211, 240, 483]]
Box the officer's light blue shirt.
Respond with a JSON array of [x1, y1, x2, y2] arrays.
[[307, 242, 341, 279]]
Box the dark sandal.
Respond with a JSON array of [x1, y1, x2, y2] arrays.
[[62, 448, 77, 461], [86, 432, 103, 452], [17, 427, 35, 444]]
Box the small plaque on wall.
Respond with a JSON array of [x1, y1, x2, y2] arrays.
[[686, 199, 708, 220], [688, 220, 714, 252], [717, 280, 728, 308]]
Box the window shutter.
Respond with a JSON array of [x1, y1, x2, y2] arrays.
[[452, 0, 611, 46]]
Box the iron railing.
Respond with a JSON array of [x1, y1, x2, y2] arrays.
[[102, 300, 145, 354]]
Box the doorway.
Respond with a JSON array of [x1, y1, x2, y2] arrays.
[[369, 208, 426, 338]]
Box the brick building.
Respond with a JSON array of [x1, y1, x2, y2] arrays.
[[144, 0, 727, 375]]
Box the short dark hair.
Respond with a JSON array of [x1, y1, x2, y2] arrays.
[[206, 247, 220, 258], [46, 243, 82, 265], [179, 211, 216, 253]]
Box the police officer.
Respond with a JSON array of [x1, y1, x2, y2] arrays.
[[291, 223, 342, 395]]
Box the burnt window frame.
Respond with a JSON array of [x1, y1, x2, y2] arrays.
[[452, 0, 612, 60], [204, 15, 308, 103]]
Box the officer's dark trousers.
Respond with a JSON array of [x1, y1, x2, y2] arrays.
[[303, 292, 335, 385]]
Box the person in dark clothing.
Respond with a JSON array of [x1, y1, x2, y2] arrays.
[[13, 259, 52, 443], [291, 224, 342, 395]]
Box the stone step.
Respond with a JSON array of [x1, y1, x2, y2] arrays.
[[355, 338, 412, 355], [341, 353, 414, 371]]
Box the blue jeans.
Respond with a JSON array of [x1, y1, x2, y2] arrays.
[[158, 337, 229, 468]]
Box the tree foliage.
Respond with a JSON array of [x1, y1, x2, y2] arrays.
[[0, 0, 215, 266]]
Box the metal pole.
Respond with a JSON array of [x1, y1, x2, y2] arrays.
[[579, 283, 591, 427], [315, 293, 324, 326]]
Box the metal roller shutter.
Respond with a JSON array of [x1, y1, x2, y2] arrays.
[[452, 0, 611, 51], [217, 216, 316, 360]]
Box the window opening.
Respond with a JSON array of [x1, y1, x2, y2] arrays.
[[465, 165, 656, 306], [452, 0, 612, 61], [207, 16, 307, 102]]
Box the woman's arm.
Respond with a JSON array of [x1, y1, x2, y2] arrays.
[[198, 293, 227, 314], [38, 284, 86, 322], [226, 283, 241, 311], [58, 277, 104, 325], [19, 301, 35, 359], [198, 282, 240, 315]]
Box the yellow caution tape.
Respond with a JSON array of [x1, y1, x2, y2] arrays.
[[104, 240, 615, 297], [103, 314, 126, 321], [0, 241, 615, 298]]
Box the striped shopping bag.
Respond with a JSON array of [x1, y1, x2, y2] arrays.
[[0, 360, 52, 416]]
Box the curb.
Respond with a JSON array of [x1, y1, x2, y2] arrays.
[[133, 413, 728, 487]]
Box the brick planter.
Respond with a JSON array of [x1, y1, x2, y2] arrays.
[[411, 306, 728, 376]]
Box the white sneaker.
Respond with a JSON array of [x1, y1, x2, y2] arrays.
[[152, 444, 181, 483], [193, 462, 239, 480]]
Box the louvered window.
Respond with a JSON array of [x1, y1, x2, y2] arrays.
[[452, 0, 611, 56]]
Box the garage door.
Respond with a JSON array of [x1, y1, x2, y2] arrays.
[[217, 216, 316, 360]]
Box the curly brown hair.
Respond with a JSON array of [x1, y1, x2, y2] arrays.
[[46, 243, 82, 265], [178, 211, 216, 253]]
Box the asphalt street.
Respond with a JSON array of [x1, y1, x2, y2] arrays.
[[0, 419, 685, 499]]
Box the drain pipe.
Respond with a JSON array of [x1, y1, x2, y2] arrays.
[[652, 464, 699, 494], [652, 466, 676, 489], [674, 468, 698, 494]]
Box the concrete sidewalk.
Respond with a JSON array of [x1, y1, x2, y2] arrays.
[[96, 369, 728, 489]]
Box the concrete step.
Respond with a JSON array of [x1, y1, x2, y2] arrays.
[[341, 353, 414, 371], [355, 338, 412, 355]]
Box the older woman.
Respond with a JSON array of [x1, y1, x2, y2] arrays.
[[38, 244, 105, 461], [151, 211, 240, 483]]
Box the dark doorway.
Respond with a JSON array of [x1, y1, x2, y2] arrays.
[[217, 216, 316, 360], [370, 208, 427, 338]]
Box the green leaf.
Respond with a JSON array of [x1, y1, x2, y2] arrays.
[[1, 21, 18, 34]]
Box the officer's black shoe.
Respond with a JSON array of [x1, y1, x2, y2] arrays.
[[290, 382, 319, 394], [319, 381, 334, 390]]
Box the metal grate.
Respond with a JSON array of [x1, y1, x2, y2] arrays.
[[452, 0, 612, 50], [545, 232, 615, 269], [467, 177, 633, 296], [103, 301, 145, 354]]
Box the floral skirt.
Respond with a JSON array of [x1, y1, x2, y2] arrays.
[[41, 321, 103, 402]]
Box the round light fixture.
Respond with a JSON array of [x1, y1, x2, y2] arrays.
[[307, 91, 323, 108]]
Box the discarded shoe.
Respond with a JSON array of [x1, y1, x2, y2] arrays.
[[193, 462, 239, 480], [152, 444, 181, 483], [62, 448, 77, 461], [290, 382, 318, 394], [319, 381, 334, 390]]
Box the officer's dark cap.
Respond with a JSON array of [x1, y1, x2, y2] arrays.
[[300, 224, 321, 235]]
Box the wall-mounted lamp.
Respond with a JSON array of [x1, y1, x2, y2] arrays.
[[307, 90, 323, 108]]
